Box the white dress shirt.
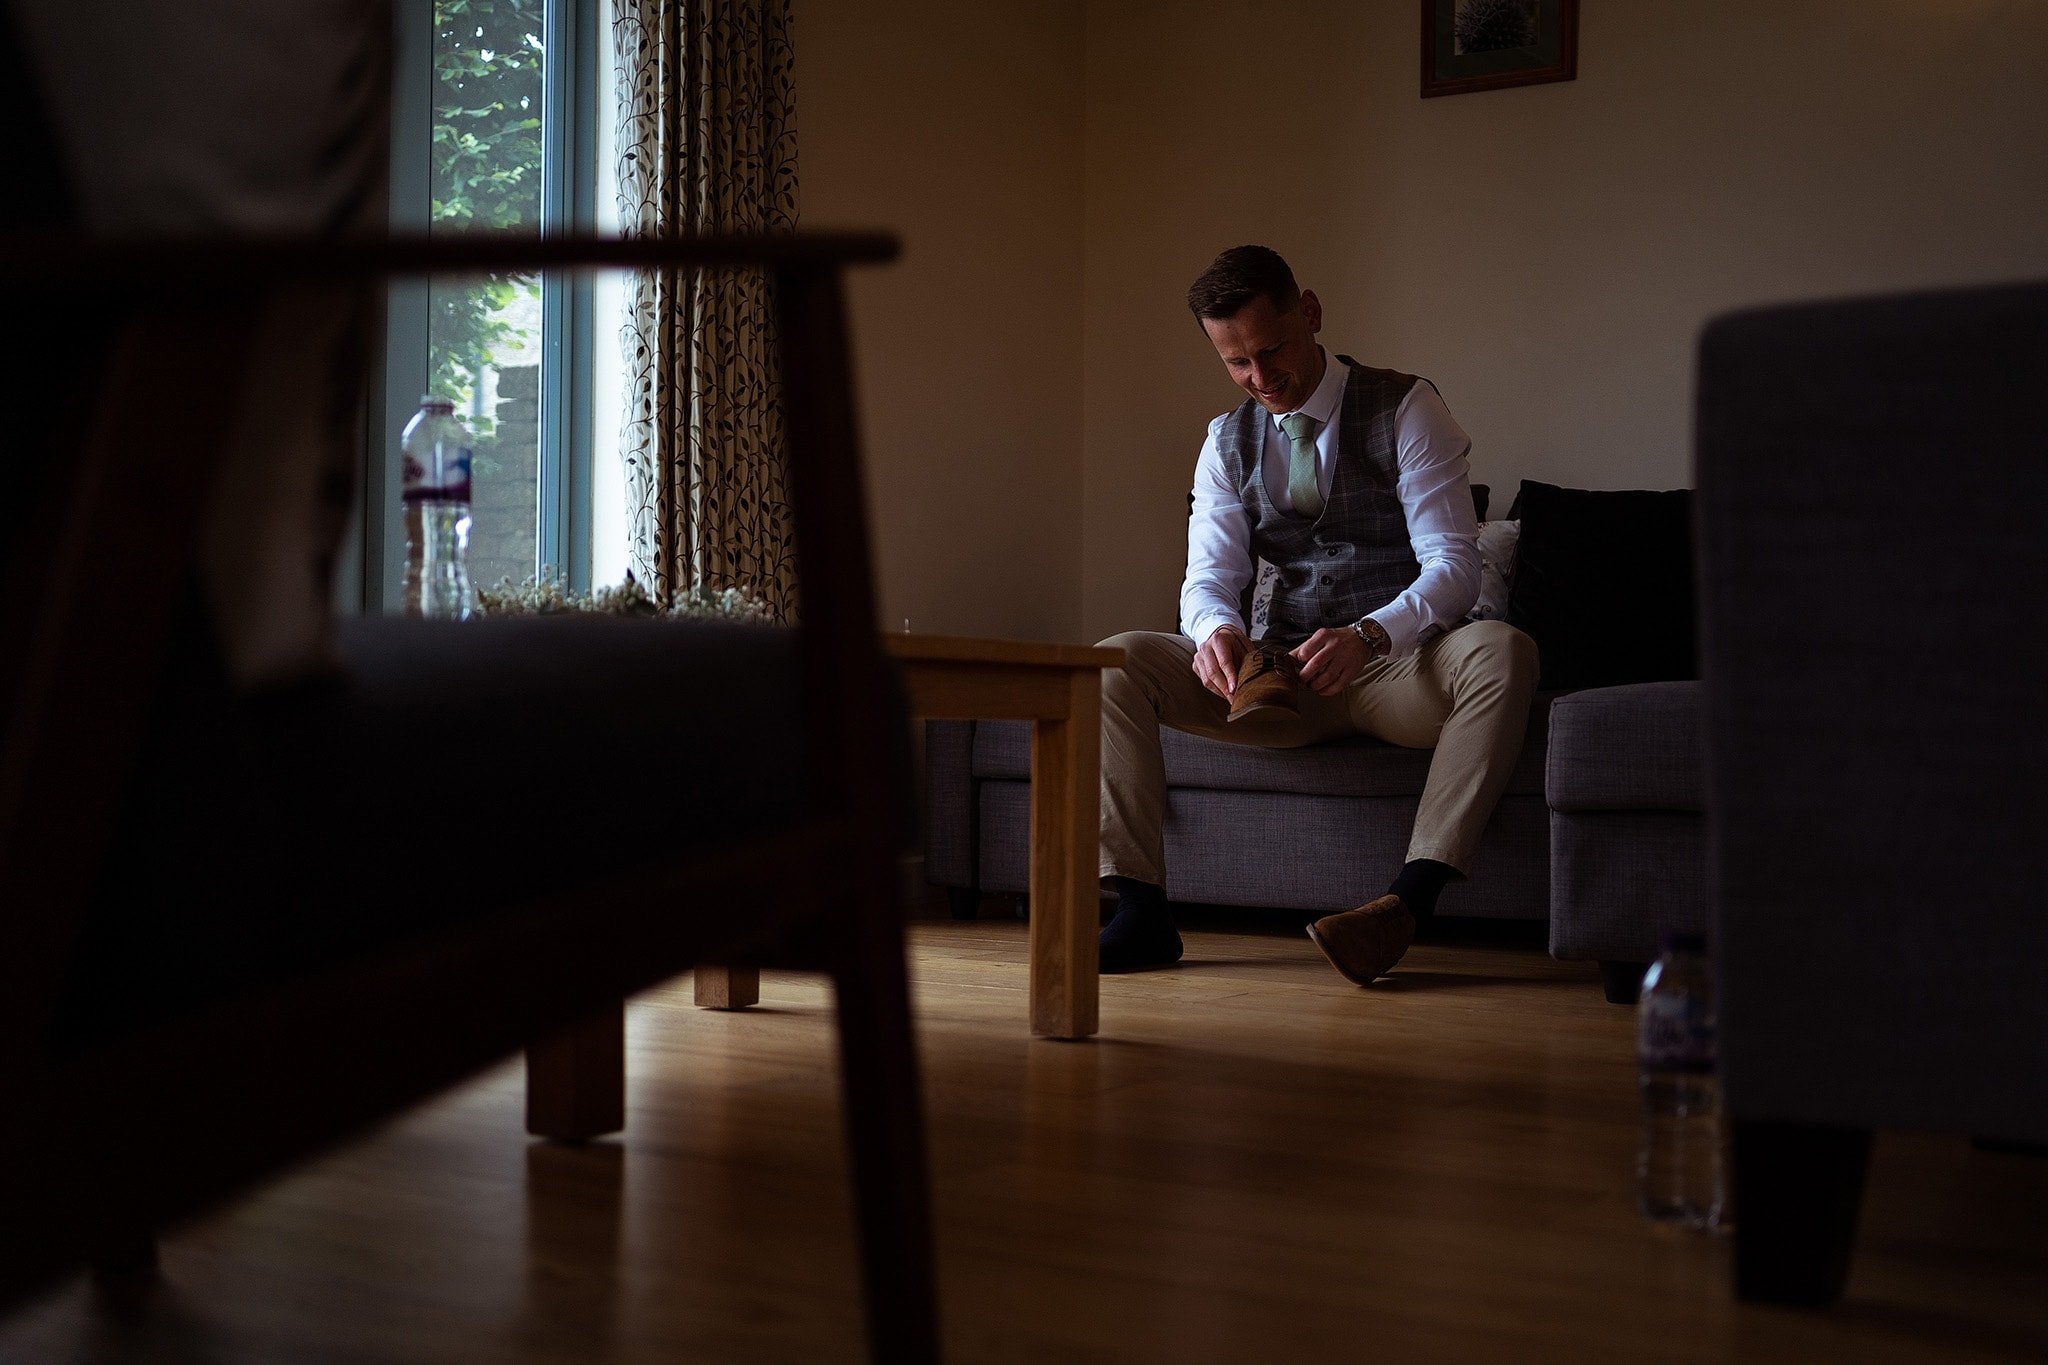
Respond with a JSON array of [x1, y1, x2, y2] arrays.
[[1180, 348, 1482, 658]]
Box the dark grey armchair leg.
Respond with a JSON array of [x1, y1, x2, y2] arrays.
[[945, 887, 980, 921], [1733, 1121, 1872, 1306], [1598, 960, 1648, 1005]]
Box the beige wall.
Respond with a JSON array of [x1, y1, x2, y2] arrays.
[[797, 0, 1086, 641], [1079, 0, 2048, 640], [798, 2, 2048, 644]]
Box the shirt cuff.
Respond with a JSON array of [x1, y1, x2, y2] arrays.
[[1186, 610, 1246, 646], [1365, 603, 1425, 659]]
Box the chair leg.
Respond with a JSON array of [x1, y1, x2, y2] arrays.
[[945, 887, 980, 921], [525, 1002, 626, 1142], [832, 865, 940, 1363], [1599, 960, 1648, 1005], [1732, 1121, 1872, 1306], [694, 966, 760, 1009]]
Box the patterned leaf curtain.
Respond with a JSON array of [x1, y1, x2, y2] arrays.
[[613, 0, 799, 617]]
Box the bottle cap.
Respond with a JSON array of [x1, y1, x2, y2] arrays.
[[419, 395, 456, 412], [1660, 931, 1707, 954]]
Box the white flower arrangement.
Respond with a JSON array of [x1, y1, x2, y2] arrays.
[[477, 568, 776, 625]]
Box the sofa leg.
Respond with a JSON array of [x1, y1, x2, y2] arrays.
[[946, 887, 980, 921], [1598, 960, 1648, 1005], [1732, 1121, 1872, 1307]]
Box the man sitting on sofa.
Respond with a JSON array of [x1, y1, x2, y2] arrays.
[[1096, 245, 1538, 981]]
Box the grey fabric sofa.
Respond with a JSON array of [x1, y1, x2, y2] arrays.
[[1697, 281, 2048, 1306], [927, 673, 1714, 963], [1544, 680, 1709, 1003], [925, 686, 1560, 922], [921, 494, 1716, 955]]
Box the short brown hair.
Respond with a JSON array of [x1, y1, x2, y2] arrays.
[[1186, 245, 1300, 321]]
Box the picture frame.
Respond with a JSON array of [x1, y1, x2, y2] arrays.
[[1421, 0, 1578, 99]]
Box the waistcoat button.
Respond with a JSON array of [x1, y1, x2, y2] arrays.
[[1320, 575, 1334, 586]]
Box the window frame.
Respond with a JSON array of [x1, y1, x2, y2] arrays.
[[358, 0, 601, 614]]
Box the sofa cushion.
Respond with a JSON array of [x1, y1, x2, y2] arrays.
[[1545, 681, 1705, 812], [968, 692, 1562, 800]]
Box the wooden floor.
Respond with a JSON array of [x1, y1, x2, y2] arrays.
[[6, 913, 2046, 1363]]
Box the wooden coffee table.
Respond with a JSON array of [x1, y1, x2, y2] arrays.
[[889, 634, 1122, 1040], [696, 634, 1122, 1039]]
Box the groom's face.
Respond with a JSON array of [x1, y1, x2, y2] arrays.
[[1201, 289, 1325, 415]]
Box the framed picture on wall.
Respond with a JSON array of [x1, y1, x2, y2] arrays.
[[1421, 0, 1578, 98]]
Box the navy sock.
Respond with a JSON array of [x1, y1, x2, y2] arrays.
[[1388, 859, 1457, 921], [1098, 878, 1182, 973]]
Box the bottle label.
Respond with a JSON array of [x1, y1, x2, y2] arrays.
[[1639, 993, 1715, 1074], [401, 448, 473, 503]]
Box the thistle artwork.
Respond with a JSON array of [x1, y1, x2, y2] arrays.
[[1422, 0, 1576, 98], [1454, 0, 1538, 56], [476, 569, 777, 625]]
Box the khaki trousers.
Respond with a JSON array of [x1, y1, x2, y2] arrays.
[[1096, 620, 1539, 888]]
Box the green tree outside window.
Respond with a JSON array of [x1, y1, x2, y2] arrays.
[[430, 0, 544, 436]]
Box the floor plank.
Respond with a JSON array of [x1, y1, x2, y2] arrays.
[[4, 918, 2044, 1362]]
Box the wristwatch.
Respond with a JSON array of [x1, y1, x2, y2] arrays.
[[1349, 617, 1390, 660]]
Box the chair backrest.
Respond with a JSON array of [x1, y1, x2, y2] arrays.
[[1697, 281, 2048, 1143]]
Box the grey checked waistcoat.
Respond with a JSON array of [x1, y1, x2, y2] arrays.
[[1216, 356, 1425, 645]]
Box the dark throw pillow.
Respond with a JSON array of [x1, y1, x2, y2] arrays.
[[1504, 479, 1696, 690]]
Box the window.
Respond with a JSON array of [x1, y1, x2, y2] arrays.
[[427, 0, 546, 589], [364, 0, 611, 611]]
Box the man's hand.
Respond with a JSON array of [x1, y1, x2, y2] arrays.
[[1291, 627, 1370, 696], [1194, 625, 1250, 701]]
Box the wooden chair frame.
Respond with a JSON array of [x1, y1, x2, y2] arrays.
[[0, 232, 938, 1361]]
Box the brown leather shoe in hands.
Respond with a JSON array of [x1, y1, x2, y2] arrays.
[[1227, 642, 1303, 722], [1306, 894, 1416, 986]]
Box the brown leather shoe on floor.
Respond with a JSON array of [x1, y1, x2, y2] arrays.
[[1306, 894, 1416, 986], [1228, 643, 1302, 722]]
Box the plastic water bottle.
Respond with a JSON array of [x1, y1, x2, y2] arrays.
[[1636, 932, 1724, 1228], [400, 396, 476, 620]]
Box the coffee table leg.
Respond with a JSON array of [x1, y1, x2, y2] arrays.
[[1028, 673, 1101, 1039], [695, 966, 760, 1009]]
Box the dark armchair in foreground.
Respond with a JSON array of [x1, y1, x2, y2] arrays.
[[0, 231, 938, 1362], [1696, 280, 2048, 1306]]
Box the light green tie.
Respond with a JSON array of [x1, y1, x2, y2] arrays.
[[1281, 412, 1324, 519]]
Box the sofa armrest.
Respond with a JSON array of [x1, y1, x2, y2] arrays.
[[1545, 681, 1705, 813]]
